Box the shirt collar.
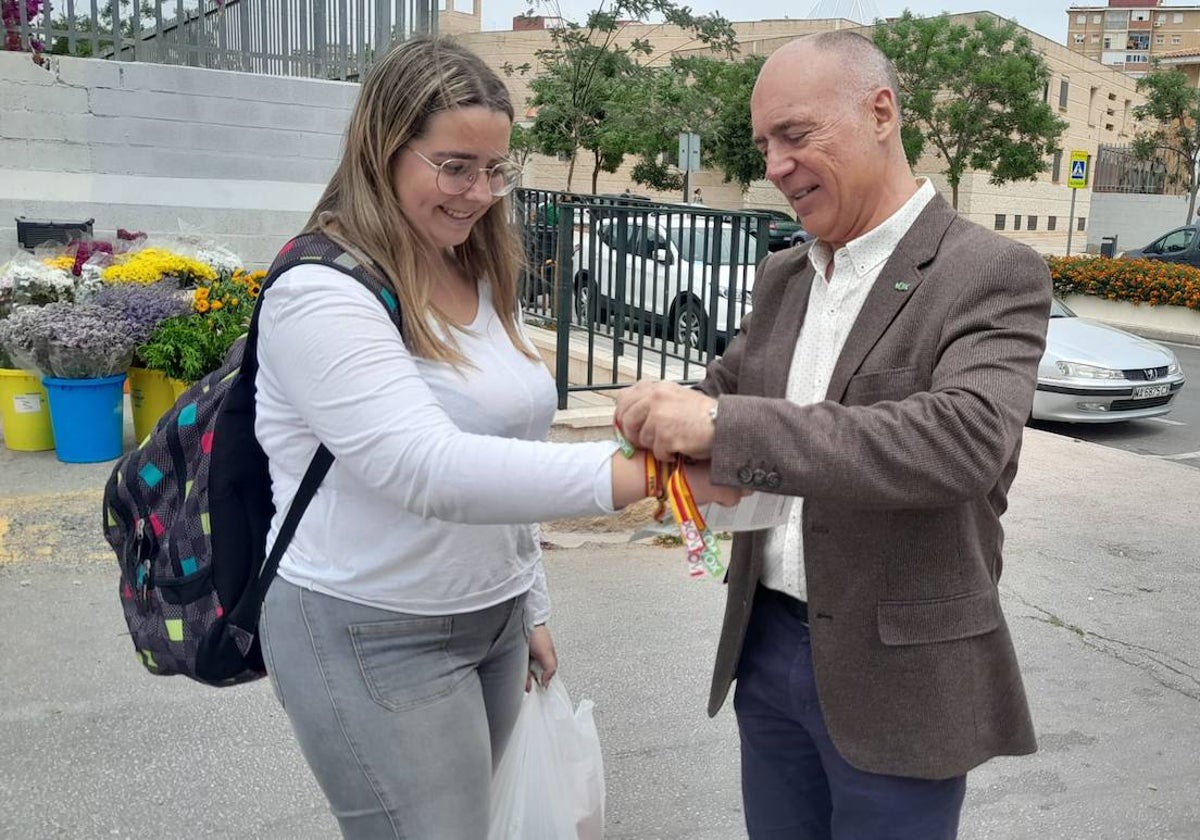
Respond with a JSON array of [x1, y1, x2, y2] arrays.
[[809, 178, 937, 279]]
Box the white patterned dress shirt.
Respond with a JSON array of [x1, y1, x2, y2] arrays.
[[761, 178, 937, 601]]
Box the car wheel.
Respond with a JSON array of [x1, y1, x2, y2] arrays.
[[672, 297, 708, 351], [574, 274, 605, 325]]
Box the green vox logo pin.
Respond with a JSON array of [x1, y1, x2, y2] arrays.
[[894, 282, 910, 292]]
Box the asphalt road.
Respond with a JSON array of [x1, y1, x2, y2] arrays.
[[2, 428, 1199, 839], [1032, 340, 1200, 470]]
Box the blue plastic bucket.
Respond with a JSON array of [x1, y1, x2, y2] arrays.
[[42, 374, 127, 463]]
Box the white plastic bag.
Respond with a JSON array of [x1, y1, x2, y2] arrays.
[[489, 677, 605, 840]]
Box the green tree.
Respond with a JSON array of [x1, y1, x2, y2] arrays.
[[508, 0, 737, 192], [1132, 67, 1200, 221], [874, 12, 1067, 209], [47, 0, 153, 58]]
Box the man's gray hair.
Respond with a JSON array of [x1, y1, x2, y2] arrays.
[[806, 30, 901, 117]]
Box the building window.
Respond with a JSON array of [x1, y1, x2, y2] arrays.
[[1126, 54, 1149, 63], [1131, 9, 1149, 21], [1105, 10, 1128, 27], [1092, 34, 1100, 43], [1157, 12, 1165, 22], [1074, 34, 1085, 44], [1103, 35, 1112, 49], [1105, 122, 1115, 131], [1156, 35, 1165, 45], [1092, 14, 1101, 23], [1078, 217, 1086, 232], [994, 214, 1006, 231], [1014, 215, 1022, 231], [1127, 33, 1150, 49], [1076, 13, 1086, 24], [1028, 216, 1038, 231], [1059, 79, 1070, 110], [1047, 216, 1057, 231], [1174, 12, 1183, 23], [1088, 86, 1098, 125], [1052, 149, 1063, 182], [1172, 35, 1182, 45]]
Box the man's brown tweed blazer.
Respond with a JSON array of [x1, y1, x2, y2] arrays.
[[699, 194, 1049, 780]]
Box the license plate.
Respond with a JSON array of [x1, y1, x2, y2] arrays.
[[1132, 384, 1171, 399]]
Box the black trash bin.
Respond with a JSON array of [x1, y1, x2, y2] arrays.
[[1100, 235, 1119, 258], [15, 217, 94, 250]]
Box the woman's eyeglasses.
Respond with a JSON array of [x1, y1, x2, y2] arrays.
[[408, 149, 522, 197]]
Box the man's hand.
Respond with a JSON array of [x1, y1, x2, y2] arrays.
[[615, 380, 717, 462], [527, 624, 558, 691]]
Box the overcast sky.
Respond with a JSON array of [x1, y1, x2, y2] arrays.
[[473, 0, 1101, 47]]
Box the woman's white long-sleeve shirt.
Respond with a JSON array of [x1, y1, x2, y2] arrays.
[[254, 263, 619, 623]]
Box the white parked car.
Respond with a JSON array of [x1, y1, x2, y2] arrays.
[[573, 212, 758, 351], [1033, 298, 1186, 422]]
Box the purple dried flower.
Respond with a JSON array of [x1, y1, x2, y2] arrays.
[[91, 280, 190, 344], [0, 301, 137, 378]]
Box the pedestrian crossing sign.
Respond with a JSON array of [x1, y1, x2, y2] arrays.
[[1068, 150, 1089, 189]]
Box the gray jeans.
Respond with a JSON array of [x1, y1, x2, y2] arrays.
[[260, 578, 530, 839]]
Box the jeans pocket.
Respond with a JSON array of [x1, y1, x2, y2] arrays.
[[350, 615, 457, 713]]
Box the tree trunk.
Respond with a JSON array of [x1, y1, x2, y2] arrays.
[[951, 181, 959, 210]]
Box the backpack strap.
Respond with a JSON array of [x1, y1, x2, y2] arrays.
[[247, 232, 405, 595]]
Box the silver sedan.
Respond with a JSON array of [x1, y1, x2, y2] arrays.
[[1033, 299, 1186, 423]]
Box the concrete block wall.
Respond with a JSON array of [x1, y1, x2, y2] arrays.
[[1087, 192, 1192, 253], [0, 52, 359, 268]]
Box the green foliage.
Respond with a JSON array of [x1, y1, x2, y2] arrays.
[[1132, 68, 1200, 220], [47, 0, 154, 58], [137, 310, 245, 383], [874, 12, 1067, 208], [509, 0, 737, 191]]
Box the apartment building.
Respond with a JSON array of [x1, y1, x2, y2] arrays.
[[449, 10, 1148, 254], [1066, 0, 1200, 76]]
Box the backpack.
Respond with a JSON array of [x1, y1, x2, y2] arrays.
[[102, 233, 404, 686]]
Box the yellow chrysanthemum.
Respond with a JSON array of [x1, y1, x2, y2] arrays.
[[102, 248, 219, 285], [210, 300, 224, 310], [43, 256, 76, 271], [194, 299, 210, 313]]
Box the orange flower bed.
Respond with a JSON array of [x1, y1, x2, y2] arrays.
[[1047, 256, 1200, 311]]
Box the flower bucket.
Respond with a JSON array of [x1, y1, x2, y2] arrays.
[[42, 374, 127, 463], [169, 378, 191, 400], [128, 367, 177, 443], [0, 368, 56, 452]]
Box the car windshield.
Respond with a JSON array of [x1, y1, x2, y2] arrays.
[[1050, 298, 1075, 318]]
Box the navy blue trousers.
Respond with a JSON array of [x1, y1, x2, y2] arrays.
[[733, 586, 967, 840]]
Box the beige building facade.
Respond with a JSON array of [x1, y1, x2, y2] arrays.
[[1066, 0, 1200, 76], [449, 11, 1147, 255]]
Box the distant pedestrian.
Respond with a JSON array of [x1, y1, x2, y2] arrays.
[[692, 187, 704, 205]]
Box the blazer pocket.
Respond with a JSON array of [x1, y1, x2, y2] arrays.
[[877, 588, 1001, 646], [843, 366, 920, 404]]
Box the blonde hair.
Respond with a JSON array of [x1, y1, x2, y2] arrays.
[[303, 36, 530, 366]]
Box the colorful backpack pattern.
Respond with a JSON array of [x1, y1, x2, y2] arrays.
[[102, 233, 403, 686]]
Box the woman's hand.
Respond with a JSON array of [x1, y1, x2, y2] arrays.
[[527, 624, 558, 691]]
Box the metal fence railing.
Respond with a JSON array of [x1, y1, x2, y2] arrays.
[[514, 188, 773, 408], [13, 0, 436, 80], [1093, 143, 1175, 195]]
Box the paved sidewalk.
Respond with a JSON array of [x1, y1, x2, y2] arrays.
[[1, 428, 1198, 839]]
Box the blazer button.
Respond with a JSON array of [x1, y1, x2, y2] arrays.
[[737, 466, 754, 485], [765, 472, 781, 489], [752, 469, 766, 486]]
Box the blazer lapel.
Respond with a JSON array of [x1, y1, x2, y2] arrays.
[[824, 195, 958, 402], [764, 254, 815, 398]]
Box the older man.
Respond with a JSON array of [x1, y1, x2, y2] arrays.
[[615, 32, 1050, 839]]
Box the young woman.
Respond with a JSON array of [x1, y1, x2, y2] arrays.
[[255, 37, 737, 838]]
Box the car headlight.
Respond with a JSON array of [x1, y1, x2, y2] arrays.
[[1167, 353, 1180, 375], [1055, 361, 1125, 379]]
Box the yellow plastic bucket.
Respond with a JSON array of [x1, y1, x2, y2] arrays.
[[169, 378, 191, 401], [128, 367, 177, 442], [0, 368, 56, 452]]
